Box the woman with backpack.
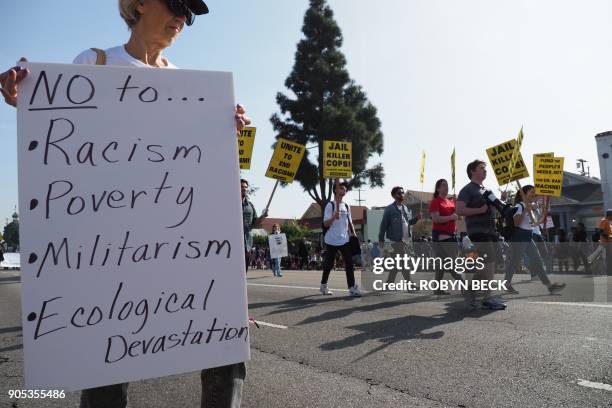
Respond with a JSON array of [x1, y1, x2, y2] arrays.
[[504, 185, 566, 295]]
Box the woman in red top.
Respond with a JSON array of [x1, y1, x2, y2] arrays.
[[429, 179, 463, 294]]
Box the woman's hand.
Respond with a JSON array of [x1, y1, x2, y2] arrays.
[[0, 58, 29, 107], [235, 103, 251, 136]]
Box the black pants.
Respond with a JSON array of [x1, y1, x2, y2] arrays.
[[321, 242, 355, 288], [80, 363, 247, 408]]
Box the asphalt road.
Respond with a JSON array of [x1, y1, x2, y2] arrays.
[[0, 268, 610, 408]]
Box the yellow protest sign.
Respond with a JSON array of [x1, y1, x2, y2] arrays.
[[534, 157, 564, 197], [323, 140, 352, 178], [486, 139, 529, 185], [265, 138, 305, 183], [533, 152, 554, 178], [507, 127, 524, 180], [238, 127, 256, 170]]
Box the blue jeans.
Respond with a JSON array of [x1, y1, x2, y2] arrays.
[[80, 363, 246, 408], [504, 228, 551, 286], [271, 257, 281, 276]]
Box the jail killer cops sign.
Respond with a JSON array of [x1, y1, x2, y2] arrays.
[[323, 140, 352, 178], [17, 63, 250, 391], [486, 139, 529, 185]]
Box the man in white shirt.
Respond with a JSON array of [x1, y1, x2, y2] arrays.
[[320, 180, 361, 297]]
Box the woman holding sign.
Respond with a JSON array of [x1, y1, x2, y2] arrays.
[[504, 185, 566, 295], [1, 1, 250, 407], [270, 223, 283, 277]]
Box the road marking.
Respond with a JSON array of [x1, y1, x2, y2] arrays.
[[576, 379, 612, 392], [253, 320, 289, 330], [247, 283, 349, 292], [528, 302, 612, 309]]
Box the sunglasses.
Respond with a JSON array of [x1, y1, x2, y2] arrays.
[[165, 0, 195, 26]]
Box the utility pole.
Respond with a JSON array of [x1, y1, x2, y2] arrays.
[[576, 159, 589, 177], [354, 188, 366, 206]]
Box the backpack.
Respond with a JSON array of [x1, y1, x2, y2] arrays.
[[502, 203, 522, 240], [91, 48, 106, 65]]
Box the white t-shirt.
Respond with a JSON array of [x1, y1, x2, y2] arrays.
[[397, 204, 410, 241], [514, 203, 533, 231], [531, 205, 542, 235], [73, 46, 178, 68], [324, 201, 352, 247]]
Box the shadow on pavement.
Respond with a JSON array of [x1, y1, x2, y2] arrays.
[[0, 344, 23, 352], [319, 301, 494, 361], [0, 326, 21, 335]]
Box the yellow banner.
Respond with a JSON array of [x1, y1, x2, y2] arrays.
[[419, 151, 426, 184], [451, 148, 456, 190], [323, 140, 352, 178], [486, 139, 529, 185], [238, 126, 256, 170], [265, 138, 306, 183], [534, 157, 564, 197]]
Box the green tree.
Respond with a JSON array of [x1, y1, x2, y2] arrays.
[[3, 221, 19, 249], [270, 0, 384, 217]]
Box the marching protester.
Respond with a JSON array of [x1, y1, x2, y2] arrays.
[[320, 180, 362, 297], [456, 160, 506, 310], [1, 1, 257, 407], [270, 224, 283, 277], [530, 197, 552, 278], [378, 187, 421, 288], [597, 210, 612, 275], [503, 185, 566, 295], [429, 179, 463, 295], [571, 223, 590, 273]]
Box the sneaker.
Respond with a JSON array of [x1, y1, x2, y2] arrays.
[[433, 290, 451, 295], [548, 282, 566, 294], [505, 285, 519, 295], [481, 298, 507, 310], [320, 284, 333, 295], [349, 285, 362, 297]]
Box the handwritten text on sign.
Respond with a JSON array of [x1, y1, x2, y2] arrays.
[[265, 138, 305, 183], [268, 233, 288, 259], [17, 63, 249, 391], [534, 157, 564, 196], [323, 140, 352, 178], [486, 139, 529, 185], [238, 126, 256, 170]]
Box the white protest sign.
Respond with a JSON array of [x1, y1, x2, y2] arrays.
[[17, 63, 249, 391], [268, 233, 288, 259]]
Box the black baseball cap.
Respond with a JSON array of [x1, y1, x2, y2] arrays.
[[186, 0, 209, 15]]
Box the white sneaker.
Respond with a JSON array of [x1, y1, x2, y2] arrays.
[[320, 284, 333, 295], [349, 285, 362, 297]]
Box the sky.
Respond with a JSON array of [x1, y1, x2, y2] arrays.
[[1, 0, 611, 224]]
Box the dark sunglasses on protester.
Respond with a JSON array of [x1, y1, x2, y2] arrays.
[[165, 0, 209, 26]]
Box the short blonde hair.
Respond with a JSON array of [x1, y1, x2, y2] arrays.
[[119, 0, 142, 28]]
